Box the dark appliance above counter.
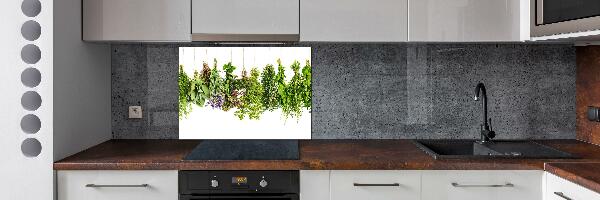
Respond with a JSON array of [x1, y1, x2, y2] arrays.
[[532, 0, 600, 38]]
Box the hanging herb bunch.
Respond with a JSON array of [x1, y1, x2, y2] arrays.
[[179, 59, 312, 121], [221, 62, 238, 111], [281, 60, 303, 119], [178, 65, 192, 119], [207, 59, 225, 109]]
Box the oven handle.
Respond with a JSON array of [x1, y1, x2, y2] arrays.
[[353, 183, 401, 187], [180, 194, 299, 200], [86, 184, 149, 188]]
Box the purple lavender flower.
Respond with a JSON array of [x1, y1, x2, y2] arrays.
[[208, 95, 223, 109]]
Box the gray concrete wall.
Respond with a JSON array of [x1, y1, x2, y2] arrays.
[[111, 43, 576, 139]]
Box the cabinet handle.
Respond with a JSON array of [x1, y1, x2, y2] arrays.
[[85, 184, 149, 188], [553, 192, 573, 200], [353, 183, 400, 187], [451, 182, 514, 188]]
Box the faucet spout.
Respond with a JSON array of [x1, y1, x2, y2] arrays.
[[474, 83, 495, 143]]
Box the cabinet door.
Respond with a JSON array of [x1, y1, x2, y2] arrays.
[[82, 0, 191, 41], [330, 170, 420, 200], [422, 170, 543, 200], [191, 0, 299, 40], [300, 171, 330, 200], [300, 0, 408, 42], [57, 170, 178, 200], [409, 0, 529, 42], [545, 172, 600, 200]]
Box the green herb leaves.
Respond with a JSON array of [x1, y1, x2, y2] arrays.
[[179, 59, 312, 121], [261, 64, 278, 111], [222, 62, 237, 111], [178, 65, 192, 119]]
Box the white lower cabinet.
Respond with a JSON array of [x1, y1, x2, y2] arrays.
[[330, 170, 421, 200], [300, 170, 331, 200], [545, 172, 600, 200], [300, 170, 548, 200], [422, 170, 543, 200], [57, 170, 178, 200]]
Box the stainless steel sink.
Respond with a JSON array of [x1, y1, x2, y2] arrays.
[[413, 140, 576, 160]]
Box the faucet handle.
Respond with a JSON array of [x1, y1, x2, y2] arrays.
[[488, 118, 496, 139]]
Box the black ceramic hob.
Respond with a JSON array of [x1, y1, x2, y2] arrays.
[[183, 140, 300, 160]]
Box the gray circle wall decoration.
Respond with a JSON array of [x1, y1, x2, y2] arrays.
[[20, 114, 41, 134], [21, 0, 41, 17], [21, 91, 42, 111], [21, 0, 44, 160], [21, 20, 41, 41], [21, 44, 41, 64], [21, 138, 42, 157], [21, 68, 41, 88]]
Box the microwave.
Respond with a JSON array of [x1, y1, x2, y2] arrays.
[[532, 0, 600, 37]]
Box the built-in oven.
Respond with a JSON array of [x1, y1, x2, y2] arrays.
[[532, 0, 600, 37], [179, 171, 299, 200]]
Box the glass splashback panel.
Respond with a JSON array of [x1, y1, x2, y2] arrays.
[[178, 47, 311, 139]]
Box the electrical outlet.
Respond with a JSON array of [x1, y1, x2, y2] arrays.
[[129, 106, 143, 119]]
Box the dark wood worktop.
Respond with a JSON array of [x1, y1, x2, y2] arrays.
[[54, 139, 600, 193], [54, 139, 600, 170], [545, 162, 600, 194]]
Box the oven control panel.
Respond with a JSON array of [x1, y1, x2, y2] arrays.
[[179, 171, 299, 195]]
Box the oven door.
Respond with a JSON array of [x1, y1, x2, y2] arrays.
[[533, 0, 600, 37], [180, 194, 299, 200]]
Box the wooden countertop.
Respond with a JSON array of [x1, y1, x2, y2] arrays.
[[545, 162, 600, 194], [54, 139, 600, 194], [54, 139, 600, 170]]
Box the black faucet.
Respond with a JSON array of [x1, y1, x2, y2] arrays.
[[474, 83, 495, 143]]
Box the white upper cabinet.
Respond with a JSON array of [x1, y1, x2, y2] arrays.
[[408, 0, 530, 42], [300, 0, 408, 42], [191, 0, 300, 41], [82, 0, 191, 41]]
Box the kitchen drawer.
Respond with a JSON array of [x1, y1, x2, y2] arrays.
[[545, 172, 600, 200], [422, 170, 543, 200], [57, 170, 178, 200], [330, 170, 420, 200]]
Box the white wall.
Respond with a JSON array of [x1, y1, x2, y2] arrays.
[[0, 0, 54, 199], [53, 0, 111, 161]]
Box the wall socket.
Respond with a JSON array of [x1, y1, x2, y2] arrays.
[[128, 106, 143, 119]]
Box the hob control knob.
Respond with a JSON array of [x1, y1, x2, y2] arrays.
[[259, 179, 268, 188], [210, 179, 219, 188]]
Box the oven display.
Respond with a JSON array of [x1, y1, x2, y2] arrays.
[[232, 176, 248, 185]]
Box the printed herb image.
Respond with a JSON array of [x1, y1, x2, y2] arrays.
[[178, 57, 312, 121], [178, 47, 311, 139]]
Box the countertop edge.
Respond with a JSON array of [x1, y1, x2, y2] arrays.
[[545, 162, 600, 194]]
